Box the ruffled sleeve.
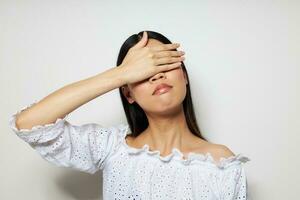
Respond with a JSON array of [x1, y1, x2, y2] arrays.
[[215, 162, 249, 200], [8, 101, 124, 174]]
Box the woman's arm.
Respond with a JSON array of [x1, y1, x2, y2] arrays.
[[15, 31, 184, 131], [16, 66, 127, 130]]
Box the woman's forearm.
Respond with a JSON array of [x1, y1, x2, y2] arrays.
[[16, 66, 127, 130]]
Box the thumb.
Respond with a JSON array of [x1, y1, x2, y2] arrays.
[[132, 31, 148, 49]]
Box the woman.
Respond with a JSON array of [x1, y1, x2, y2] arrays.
[[9, 30, 250, 199]]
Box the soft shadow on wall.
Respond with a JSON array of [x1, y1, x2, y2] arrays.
[[56, 170, 103, 200]]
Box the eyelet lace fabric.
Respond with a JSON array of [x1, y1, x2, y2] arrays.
[[9, 101, 251, 200]]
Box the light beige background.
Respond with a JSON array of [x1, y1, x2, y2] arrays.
[[1, 0, 299, 199]]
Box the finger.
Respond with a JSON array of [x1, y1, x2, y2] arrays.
[[151, 43, 180, 52], [154, 50, 185, 59], [158, 62, 182, 71], [154, 56, 185, 65], [132, 31, 148, 49]]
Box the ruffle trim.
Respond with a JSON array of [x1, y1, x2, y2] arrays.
[[8, 100, 69, 135], [116, 124, 250, 169]]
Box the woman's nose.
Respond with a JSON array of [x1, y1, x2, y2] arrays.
[[150, 72, 166, 82]]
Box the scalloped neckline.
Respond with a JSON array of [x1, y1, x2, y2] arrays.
[[122, 133, 217, 164], [117, 124, 250, 168], [124, 134, 197, 160]]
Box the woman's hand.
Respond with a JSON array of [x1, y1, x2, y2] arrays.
[[119, 31, 185, 85]]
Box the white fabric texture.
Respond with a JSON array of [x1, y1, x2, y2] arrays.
[[9, 102, 251, 200]]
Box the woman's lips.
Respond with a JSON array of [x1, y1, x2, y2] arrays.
[[153, 85, 172, 95]]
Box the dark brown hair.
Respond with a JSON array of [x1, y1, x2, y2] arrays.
[[116, 30, 207, 141]]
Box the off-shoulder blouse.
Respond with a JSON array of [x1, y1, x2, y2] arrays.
[[9, 102, 251, 200]]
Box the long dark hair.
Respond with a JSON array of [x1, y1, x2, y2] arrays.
[[116, 30, 207, 141]]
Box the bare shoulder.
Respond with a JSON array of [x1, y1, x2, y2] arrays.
[[209, 143, 236, 160], [193, 139, 236, 161]]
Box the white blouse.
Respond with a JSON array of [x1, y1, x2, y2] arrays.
[[9, 102, 251, 200]]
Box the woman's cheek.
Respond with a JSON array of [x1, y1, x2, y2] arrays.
[[173, 68, 185, 80], [131, 84, 151, 102]]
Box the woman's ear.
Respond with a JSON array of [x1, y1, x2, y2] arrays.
[[121, 86, 135, 104]]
